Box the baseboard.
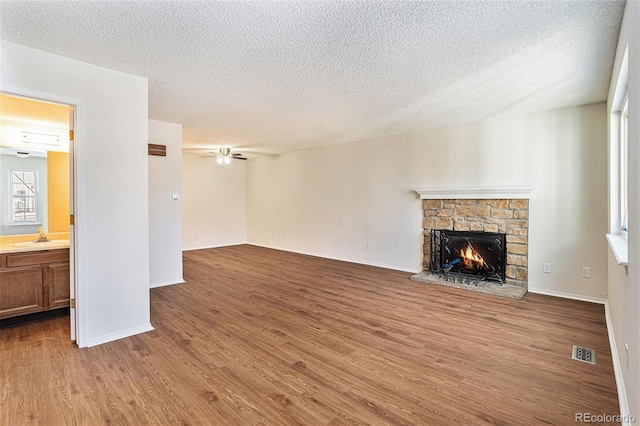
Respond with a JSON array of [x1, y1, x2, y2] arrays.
[[604, 301, 631, 425], [150, 279, 185, 288], [182, 242, 246, 252], [527, 287, 607, 304], [84, 323, 155, 348], [246, 242, 418, 273]]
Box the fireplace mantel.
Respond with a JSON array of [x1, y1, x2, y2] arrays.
[[415, 187, 535, 200]]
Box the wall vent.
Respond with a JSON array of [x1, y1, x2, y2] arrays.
[[572, 345, 596, 365]]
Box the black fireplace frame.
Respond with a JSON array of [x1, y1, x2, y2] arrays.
[[430, 229, 507, 283]]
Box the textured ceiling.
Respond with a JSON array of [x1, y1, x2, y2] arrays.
[[0, 1, 625, 156]]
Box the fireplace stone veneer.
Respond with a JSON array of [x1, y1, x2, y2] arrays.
[[422, 198, 529, 287]]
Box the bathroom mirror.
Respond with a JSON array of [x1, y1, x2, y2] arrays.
[[1, 148, 48, 235], [0, 93, 71, 239], [0, 148, 70, 237]]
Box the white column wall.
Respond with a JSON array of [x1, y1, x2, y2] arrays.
[[1, 40, 152, 346], [149, 119, 184, 288]]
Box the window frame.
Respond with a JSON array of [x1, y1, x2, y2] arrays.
[[619, 94, 629, 239], [607, 45, 628, 266], [9, 169, 40, 226]]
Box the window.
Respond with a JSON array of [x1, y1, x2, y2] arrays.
[[607, 45, 628, 266], [620, 94, 628, 237], [10, 170, 39, 224]]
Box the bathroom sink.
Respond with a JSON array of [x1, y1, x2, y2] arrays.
[[13, 240, 70, 248]]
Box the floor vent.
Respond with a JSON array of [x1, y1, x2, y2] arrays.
[[572, 345, 596, 365]]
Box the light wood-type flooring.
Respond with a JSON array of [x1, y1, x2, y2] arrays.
[[1, 245, 620, 425]]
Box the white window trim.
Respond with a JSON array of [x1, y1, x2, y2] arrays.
[[619, 94, 628, 240], [607, 234, 628, 266], [607, 45, 629, 266]]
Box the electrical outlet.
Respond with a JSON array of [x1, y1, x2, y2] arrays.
[[367, 243, 373, 251], [192, 233, 197, 239], [581, 267, 591, 278], [543, 263, 551, 273], [625, 344, 629, 371], [278, 232, 283, 239]]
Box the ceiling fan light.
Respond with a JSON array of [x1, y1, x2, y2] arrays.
[[224, 157, 231, 165], [216, 156, 223, 164]]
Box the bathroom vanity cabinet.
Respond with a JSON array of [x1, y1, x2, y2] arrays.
[[0, 248, 70, 319]]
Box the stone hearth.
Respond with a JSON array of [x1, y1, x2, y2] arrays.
[[410, 271, 527, 299]]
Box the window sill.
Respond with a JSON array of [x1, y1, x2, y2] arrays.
[[606, 234, 628, 266]]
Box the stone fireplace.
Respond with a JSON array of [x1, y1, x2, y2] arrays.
[[411, 187, 533, 298]]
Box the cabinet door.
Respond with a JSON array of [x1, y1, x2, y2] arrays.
[[47, 262, 70, 310], [0, 266, 44, 319]]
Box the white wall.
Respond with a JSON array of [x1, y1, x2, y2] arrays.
[[1, 40, 152, 347], [607, 0, 640, 418], [149, 119, 184, 288], [247, 103, 609, 299], [182, 154, 246, 250]]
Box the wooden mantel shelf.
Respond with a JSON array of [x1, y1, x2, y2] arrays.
[[415, 187, 535, 199]]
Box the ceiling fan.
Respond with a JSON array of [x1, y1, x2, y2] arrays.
[[202, 147, 247, 164]]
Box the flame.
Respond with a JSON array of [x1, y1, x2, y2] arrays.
[[460, 243, 484, 267]]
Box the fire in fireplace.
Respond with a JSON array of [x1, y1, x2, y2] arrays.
[[430, 230, 507, 283]]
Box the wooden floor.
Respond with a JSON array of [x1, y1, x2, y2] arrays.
[[1, 245, 619, 425]]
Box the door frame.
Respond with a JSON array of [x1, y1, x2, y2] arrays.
[[2, 84, 86, 347]]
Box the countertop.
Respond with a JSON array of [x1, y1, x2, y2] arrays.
[[0, 241, 70, 255]]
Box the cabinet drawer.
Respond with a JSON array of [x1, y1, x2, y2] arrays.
[[6, 250, 69, 268]]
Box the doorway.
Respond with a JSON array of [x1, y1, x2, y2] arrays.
[[0, 93, 78, 343]]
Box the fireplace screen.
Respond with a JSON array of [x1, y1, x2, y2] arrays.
[[430, 230, 506, 283]]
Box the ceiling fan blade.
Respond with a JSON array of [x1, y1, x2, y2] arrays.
[[232, 156, 247, 160]]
